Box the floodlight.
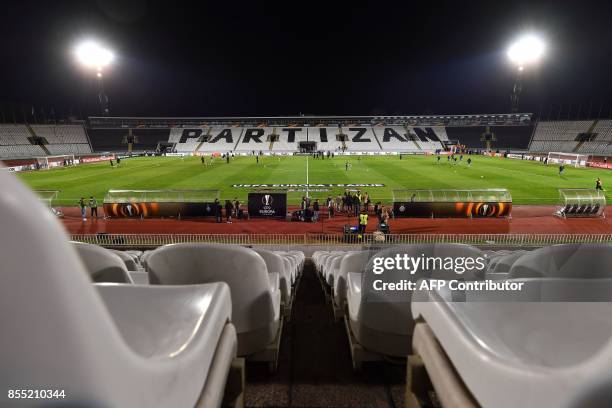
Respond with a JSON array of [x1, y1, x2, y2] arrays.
[[507, 35, 545, 68], [75, 40, 114, 70]]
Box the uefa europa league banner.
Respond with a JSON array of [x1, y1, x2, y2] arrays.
[[103, 202, 216, 218], [393, 201, 512, 218], [248, 192, 287, 218]]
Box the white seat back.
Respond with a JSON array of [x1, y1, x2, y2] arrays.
[[360, 244, 484, 335], [0, 170, 135, 404], [146, 243, 276, 334], [253, 248, 291, 301], [509, 244, 612, 279], [334, 251, 373, 307], [72, 242, 132, 283]]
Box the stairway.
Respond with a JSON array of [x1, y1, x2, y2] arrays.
[[25, 124, 50, 155], [404, 125, 421, 150], [573, 120, 599, 153]]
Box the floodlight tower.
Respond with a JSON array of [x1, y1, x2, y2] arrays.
[[75, 40, 114, 116], [507, 34, 545, 112]]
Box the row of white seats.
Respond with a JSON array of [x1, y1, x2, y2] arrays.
[[531, 120, 593, 141], [528, 140, 579, 153], [0, 124, 32, 145], [73, 242, 303, 367], [0, 143, 47, 158], [0, 170, 243, 407], [30, 125, 89, 144], [315, 243, 612, 407]]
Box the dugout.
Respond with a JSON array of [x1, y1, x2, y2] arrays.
[[555, 189, 606, 218], [392, 189, 512, 218], [103, 189, 220, 218]]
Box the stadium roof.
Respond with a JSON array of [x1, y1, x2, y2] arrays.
[[88, 113, 532, 128]]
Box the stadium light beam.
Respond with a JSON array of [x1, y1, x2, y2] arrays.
[[74, 40, 114, 116], [507, 34, 545, 113]]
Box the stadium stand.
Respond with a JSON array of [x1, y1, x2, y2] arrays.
[[8, 116, 612, 163], [0, 124, 91, 158], [575, 119, 612, 155], [528, 120, 592, 153], [372, 126, 448, 152], [446, 125, 535, 150], [0, 170, 242, 408], [87, 128, 167, 152], [197, 127, 243, 153]]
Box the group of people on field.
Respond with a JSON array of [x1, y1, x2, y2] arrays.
[[212, 198, 243, 224], [297, 190, 392, 230], [78, 196, 98, 221]]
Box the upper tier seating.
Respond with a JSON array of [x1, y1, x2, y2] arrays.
[[0, 124, 91, 158], [447, 125, 534, 150], [145, 243, 282, 359], [529, 120, 592, 153], [0, 170, 239, 408]]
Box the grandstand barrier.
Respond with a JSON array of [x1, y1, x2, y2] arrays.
[[248, 190, 287, 218], [70, 233, 612, 248], [392, 189, 512, 218], [555, 189, 606, 218], [103, 189, 220, 218]]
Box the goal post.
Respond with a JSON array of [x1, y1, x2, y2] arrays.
[[546, 152, 588, 167], [35, 155, 76, 169]]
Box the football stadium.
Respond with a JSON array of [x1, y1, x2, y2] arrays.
[[3, 2, 612, 408]]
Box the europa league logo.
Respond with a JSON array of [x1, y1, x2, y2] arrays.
[[262, 194, 273, 206]]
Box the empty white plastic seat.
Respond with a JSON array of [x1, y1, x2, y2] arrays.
[[72, 241, 132, 283], [146, 243, 282, 357], [253, 248, 292, 306], [333, 251, 373, 312], [346, 244, 484, 358], [109, 248, 140, 271], [509, 243, 612, 279], [411, 278, 612, 407], [0, 170, 239, 408], [489, 250, 528, 275]]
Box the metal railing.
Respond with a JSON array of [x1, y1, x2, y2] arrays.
[[70, 233, 612, 248]]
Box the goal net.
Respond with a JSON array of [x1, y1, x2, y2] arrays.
[[35, 155, 76, 169], [546, 152, 588, 167], [34, 190, 63, 217]]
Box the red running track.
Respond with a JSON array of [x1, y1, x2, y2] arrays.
[[60, 205, 612, 235]]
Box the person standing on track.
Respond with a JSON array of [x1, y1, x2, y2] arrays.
[[79, 197, 87, 221], [358, 208, 368, 234], [313, 199, 320, 222], [225, 200, 234, 223], [89, 196, 98, 219]]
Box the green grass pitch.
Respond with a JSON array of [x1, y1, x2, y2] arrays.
[[16, 155, 611, 206]]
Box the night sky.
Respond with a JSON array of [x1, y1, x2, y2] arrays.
[[2, 0, 612, 119]]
